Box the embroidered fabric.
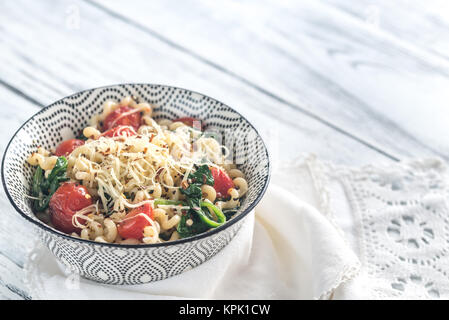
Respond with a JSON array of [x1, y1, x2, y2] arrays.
[[324, 158, 449, 299]]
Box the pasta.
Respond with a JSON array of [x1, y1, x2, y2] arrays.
[[201, 185, 217, 202], [233, 177, 248, 197], [216, 188, 240, 210], [28, 147, 58, 171], [27, 96, 248, 244]]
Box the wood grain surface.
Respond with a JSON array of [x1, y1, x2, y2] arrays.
[[0, 0, 446, 299]]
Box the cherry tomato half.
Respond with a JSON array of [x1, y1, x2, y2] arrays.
[[117, 203, 154, 240], [101, 125, 137, 138], [173, 117, 204, 131], [209, 167, 235, 199], [54, 139, 85, 157], [104, 106, 141, 132], [49, 182, 93, 234]]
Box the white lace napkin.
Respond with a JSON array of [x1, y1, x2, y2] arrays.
[[326, 158, 449, 299], [23, 157, 360, 300], [273, 155, 449, 299]]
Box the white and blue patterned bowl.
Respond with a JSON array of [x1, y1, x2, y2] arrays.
[[1, 84, 270, 285]]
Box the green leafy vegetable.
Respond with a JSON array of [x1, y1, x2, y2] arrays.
[[179, 184, 202, 201], [154, 199, 184, 206], [188, 164, 214, 186], [176, 165, 226, 238], [32, 166, 44, 198], [199, 201, 226, 227], [31, 156, 69, 211], [177, 211, 210, 238]]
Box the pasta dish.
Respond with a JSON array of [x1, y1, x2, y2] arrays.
[[27, 96, 247, 244]]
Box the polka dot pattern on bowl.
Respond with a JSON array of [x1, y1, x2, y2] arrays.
[[2, 83, 270, 284]]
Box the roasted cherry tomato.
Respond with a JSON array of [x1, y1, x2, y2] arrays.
[[103, 106, 141, 131], [101, 125, 137, 138], [49, 182, 93, 234], [54, 139, 85, 157], [173, 117, 204, 131], [117, 203, 154, 240], [209, 167, 235, 199]]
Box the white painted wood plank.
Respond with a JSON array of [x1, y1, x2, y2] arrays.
[[0, 0, 388, 167], [322, 0, 449, 60], [0, 0, 391, 297], [0, 86, 40, 299], [92, 0, 449, 160], [0, 253, 31, 300], [0, 0, 397, 298], [1, 0, 447, 299]]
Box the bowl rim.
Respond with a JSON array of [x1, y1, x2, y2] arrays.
[[1, 83, 271, 248]]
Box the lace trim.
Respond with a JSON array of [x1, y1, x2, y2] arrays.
[[327, 157, 449, 299], [317, 262, 361, 300]]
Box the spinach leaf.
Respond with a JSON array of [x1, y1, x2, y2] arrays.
[[180, 164, 214, 211], [32, 156, 69, 211], [199, 201, 226, 226], [45, 157, 68, 186], [177, 210, 210, 238], [180, 183, 202, 201], [188, 164, 214, 186], [32, 166, 45, 211], [177, 165, 227, 238], [32, 166, 44, 198]]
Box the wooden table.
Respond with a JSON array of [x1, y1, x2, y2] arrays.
[[1, 0, 448, 299]]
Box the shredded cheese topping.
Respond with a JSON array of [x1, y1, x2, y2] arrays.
[[28, 96, 247, 244]]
